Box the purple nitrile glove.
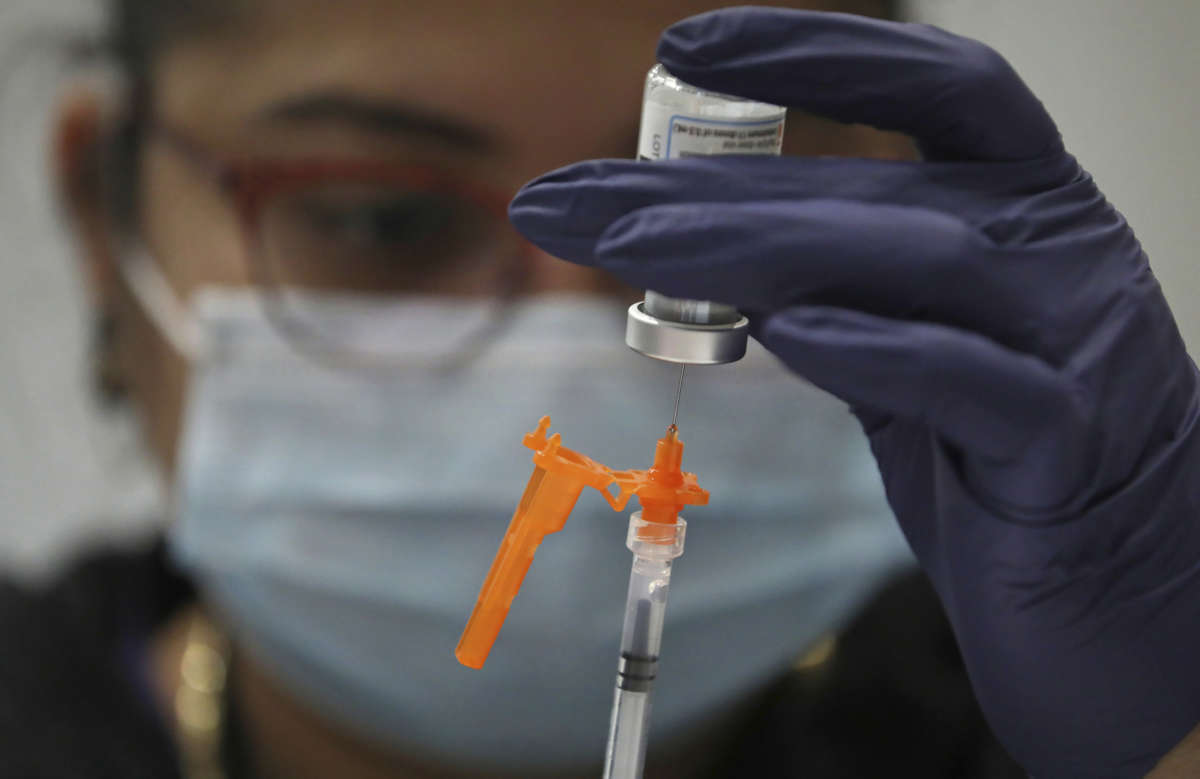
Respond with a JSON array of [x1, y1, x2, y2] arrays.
[[509, 8, 1200, 777]]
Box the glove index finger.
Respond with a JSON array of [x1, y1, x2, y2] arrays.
[[657, 8, 1062, 163]]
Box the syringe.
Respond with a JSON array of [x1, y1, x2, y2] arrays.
[[459, 64, 785, 779], [599, 64, 788, 779], [602, 425, 690, 779]]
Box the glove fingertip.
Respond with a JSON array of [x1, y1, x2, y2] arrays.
[[507, 201, 601, 267], [657, 11, 721, 69], [658, 7, 813, 70]]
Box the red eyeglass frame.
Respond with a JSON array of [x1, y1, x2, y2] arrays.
[[147, 121, 534, 294], [144, 122, 537, 367]]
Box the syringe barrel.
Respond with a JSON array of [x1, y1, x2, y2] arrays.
[[603, 512, 686, 779]]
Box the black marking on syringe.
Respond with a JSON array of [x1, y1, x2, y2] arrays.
[[618, 652, 658, 692], [617, 599, 658, 692]]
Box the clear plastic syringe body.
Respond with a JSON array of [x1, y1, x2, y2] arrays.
[[602, 512, 687, 779], [625, 64, 786, 365]]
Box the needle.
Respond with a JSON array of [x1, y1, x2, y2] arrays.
[[670, 364, 687, 431]]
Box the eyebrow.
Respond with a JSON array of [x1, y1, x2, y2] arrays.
[[257, 92, 497, 153]]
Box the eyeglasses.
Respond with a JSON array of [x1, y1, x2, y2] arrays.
[[147, 122, 532, 365]]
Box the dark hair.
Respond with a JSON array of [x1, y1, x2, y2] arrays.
[[107, 1, 234, 79], [82, 1, 238, 403], [100, 0, 238, 227]]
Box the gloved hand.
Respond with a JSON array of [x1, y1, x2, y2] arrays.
[[509, 8, 1200, 777]]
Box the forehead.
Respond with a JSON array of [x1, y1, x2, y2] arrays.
[[154, 0, 875, 177], [153, 2, 691, 157]]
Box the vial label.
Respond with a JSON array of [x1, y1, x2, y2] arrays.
[[637, 102, 785, 161]]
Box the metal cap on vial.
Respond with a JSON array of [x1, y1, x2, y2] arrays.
[[625, 291, 749, 365]]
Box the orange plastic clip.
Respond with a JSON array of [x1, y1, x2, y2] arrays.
[[455, 416, 707, 669]]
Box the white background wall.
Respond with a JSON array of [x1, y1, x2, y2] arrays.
[[909, 0, 1200, 344], [0, 0, 1198, 576], [0, 0, 162, 579]]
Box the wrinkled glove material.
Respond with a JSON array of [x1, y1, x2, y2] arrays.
[[510, 9, 1200, 777]]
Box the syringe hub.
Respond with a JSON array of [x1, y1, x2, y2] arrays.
[[625, 291, 749, 365]]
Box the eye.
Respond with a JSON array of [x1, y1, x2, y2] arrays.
[[291, 191, 473, 252], [257, 183, 506, 292]]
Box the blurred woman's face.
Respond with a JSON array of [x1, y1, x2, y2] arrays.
[[77, 0, 908, 474]]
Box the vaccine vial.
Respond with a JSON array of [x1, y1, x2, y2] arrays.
[[624, 64, 786, 365]]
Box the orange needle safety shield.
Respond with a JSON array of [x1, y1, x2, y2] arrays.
[[455, 416, 707, 669]]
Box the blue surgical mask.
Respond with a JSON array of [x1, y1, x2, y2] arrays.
[[124, 253, 913, 774]]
